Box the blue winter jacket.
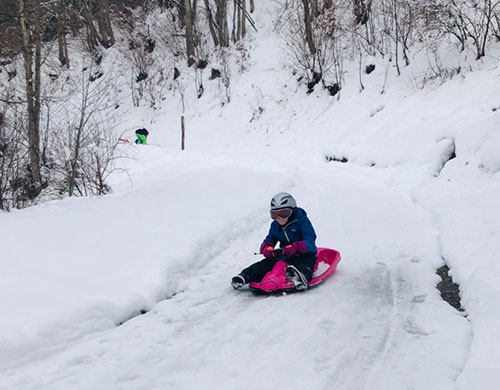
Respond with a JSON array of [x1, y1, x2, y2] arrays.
[[262, 208, 317, 254]]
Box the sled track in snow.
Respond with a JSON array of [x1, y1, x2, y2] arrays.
[[0, 249, 469, 390], [322, 262, 432, 390], [362, 264, 401, 390]]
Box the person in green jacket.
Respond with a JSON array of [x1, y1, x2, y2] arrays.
[[135, 128, 149, 145]]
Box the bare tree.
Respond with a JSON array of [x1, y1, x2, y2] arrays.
[[302, 0, 317, 55], [353, 0, 370, 25], [50, 60, 121, 197], [460, 0, 500, 59], [185, 0, 196, 66], [72, 0, 117, 54], [96, 0, 115, 48], [205, 0, 250, 47], [57, 2, 70, 68], [19, 0, 43, 187], [429, 0, 500, 59], [351, 0, 391, 57], [277, 0, 343, 93], [241, 0, 247, 38], [203, 0, 220, 46], [232, 0, 246, 41], [216, 0, 230, 47], [0, 104, 27, 210]]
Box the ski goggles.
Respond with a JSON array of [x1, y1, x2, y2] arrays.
[[270, 208, 292, 220]]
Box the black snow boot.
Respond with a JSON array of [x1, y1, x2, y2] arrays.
[[285, 265, 308, 291], [231, 275, 246, 289]]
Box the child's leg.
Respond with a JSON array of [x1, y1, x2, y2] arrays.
[[286, 253, 317, 282], [240, 258, 279, 283]]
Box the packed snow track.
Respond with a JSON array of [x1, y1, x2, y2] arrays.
[[0, 167, 470, 390]]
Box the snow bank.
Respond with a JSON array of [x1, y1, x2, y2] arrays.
[[0, 152, 290, 367]]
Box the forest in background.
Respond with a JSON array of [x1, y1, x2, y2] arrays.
[[1, 0, 500, 211]]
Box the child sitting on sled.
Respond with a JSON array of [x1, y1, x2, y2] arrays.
[[232, 192, 317, 291]]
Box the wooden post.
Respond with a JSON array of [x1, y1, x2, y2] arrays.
[[181, 115, 185, 150]]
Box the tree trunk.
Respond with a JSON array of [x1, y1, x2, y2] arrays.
[[301, 0, 316, 55], [184, 0, 195, 66], [353, 0, 369, 25], [19, 0, 42, 185], [235, 0, 241, 41], [241, 0, 246, 37], [57, 7, 70, 68], [69, 70, 90, 196], [177, 1, 187, 28], [82, 7, 101, 53], [216, 0, 229, 47], [203, 0, 219, 46], [96, 0, 115, 48]]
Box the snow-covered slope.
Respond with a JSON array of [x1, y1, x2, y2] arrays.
[[0, 157, 470, 390], [1, 2, 500, 389]]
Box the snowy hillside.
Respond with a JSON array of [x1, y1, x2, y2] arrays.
[[1, 2, 500, 390]]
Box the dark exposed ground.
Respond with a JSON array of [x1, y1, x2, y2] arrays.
[[436, 264, 464, 312]]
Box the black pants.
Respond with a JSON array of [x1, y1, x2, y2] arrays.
[[241, 252, 317, 283]]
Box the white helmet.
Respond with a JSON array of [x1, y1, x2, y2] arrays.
[[270, 192, 297, 211]]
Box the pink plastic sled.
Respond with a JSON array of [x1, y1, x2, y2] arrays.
[[249, 247, 341, 294]]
